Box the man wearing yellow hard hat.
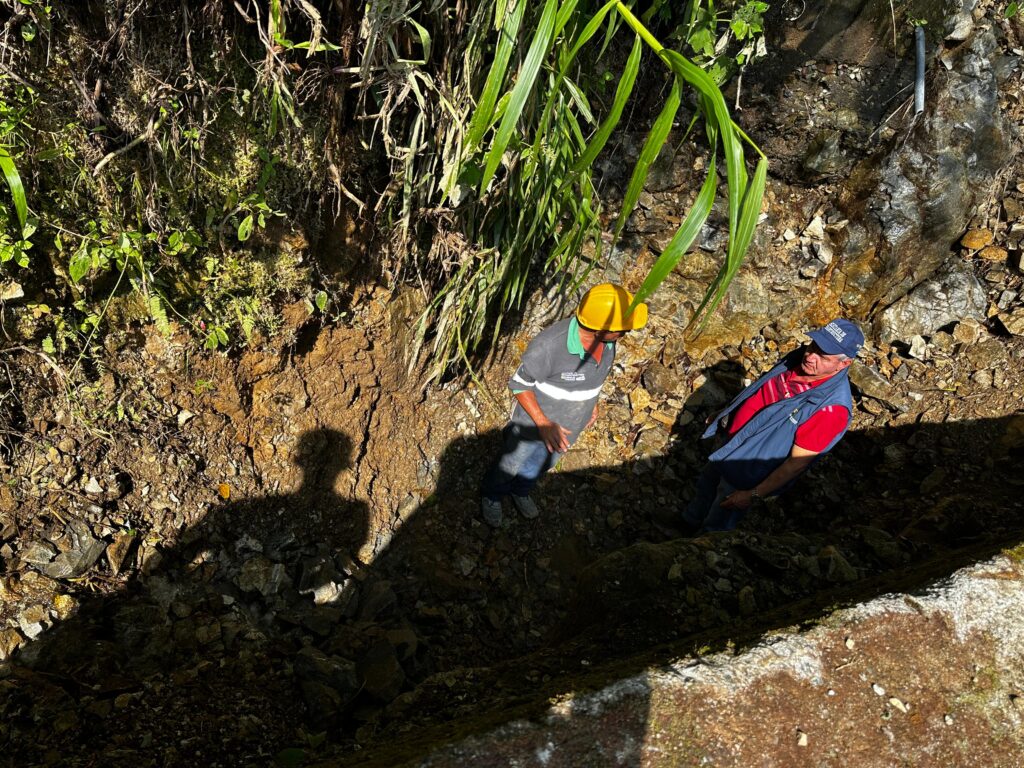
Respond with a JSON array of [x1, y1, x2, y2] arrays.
[[480, 283, 648, 527]]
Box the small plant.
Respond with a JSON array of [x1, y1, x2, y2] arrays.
[[666, 0, 770, 84], [0, 85, 35, 271], [192, 378, 216, 396]]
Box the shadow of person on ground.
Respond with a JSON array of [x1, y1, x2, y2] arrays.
[[4, 428, 372, 763], [6, 402, 1024, 767], [340, 401, 1024, 766]]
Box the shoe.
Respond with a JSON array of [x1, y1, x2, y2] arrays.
[[511, 494, 540, 519], [481, 497, 503, 528]]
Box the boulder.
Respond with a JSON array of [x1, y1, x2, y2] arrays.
[[878, 265, 987, 343]]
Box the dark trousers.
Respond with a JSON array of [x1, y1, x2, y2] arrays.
[[481, 422, 564, 501]]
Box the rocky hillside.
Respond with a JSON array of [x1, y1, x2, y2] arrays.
[[2, 1, 1024, 766]]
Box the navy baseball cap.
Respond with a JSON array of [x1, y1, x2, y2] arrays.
[[808, 318, 864, 358]]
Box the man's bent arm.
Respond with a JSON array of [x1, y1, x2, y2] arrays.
[[721, 444, 818, 509], [515, 391, 571, 452]]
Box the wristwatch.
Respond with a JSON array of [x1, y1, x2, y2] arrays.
[[750, 489, 763, 502]]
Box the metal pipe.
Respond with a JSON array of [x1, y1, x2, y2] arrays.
[[914, 25, 926, 115]]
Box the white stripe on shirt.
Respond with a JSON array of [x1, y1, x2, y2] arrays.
[[534, 380, 604, 401]]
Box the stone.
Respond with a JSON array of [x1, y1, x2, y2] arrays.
[[799, 263, 821, 279], [848, 362, 901, 410], [978, 245, 1007, 262], [358, 580, 397, 621], [804, 216, 825, 239], [920, 468, 947, 495], [951, 318, 983, 346], [803, 130, 845, 175], [18, 604, 48, 639], [908, 336, 928, 361], [642, 363, 679, 397], [0, 628, 24, 660], [358, 639, 405, 703], [299, 680, 346, 725], [857, 526, 903, 566], [20, 541, 56, 567], [195, 621, 222, 645], [931, 331, 955, 355], [960, 229, 993, 250], [997, 291, 1017, 310], [235, 556, 287, 596], [295, 646, 359, 698], [972, 369, 993, 388], [106, 531, 136, 576], [999, 309, 1024, 336], [386, 626, 420, 662], [1005, 197, 1023, 221], [0, 280, 23, 301], [301, 606, 342, 636], [738, 585, 756, 616], [312, 581, 349, 606], [965, 338, 1006, 369], [945, 8, 974, 41], [815, 240, 834, 264], [878, 267, 987, 344], [41, 533, 106, 579], [83, 477, 103, 495], [629, 387, 652, 414], [52, 593, 78, 620], [298, 555, 342, 598], [819, 546, 858, 582]]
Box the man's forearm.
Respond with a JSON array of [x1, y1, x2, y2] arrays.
[[752, 454, 816, 496], [515, 391, 551, 426]]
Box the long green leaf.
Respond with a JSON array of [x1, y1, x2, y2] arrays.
[[0, 147, 27, 234], [613, 78, 681, 239], [628, 155, 716, 311], [480, 0, 559, 193], [566, 33, 642, 178], [553, 0, 581, 37], [531, 0, 618, 152], [659, 49, 745, 233], [464, 0, 526, 154], [687, 156, 767, 329]]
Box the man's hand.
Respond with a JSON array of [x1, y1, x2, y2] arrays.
[[538, 421, 572, 453], [516, 390, 572, 452], [721, 489, 755, 510], [720, 445, 821, 511], [584, 403, 599, 431]]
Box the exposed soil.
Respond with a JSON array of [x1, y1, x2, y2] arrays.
[[1, 247, 1023, 766], [2, 2, 1024, 767]]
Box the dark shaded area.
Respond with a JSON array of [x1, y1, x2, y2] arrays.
[[2, 376, 1023, 766]]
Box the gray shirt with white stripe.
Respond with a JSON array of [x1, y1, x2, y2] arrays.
[[508, 317, 616, 445]]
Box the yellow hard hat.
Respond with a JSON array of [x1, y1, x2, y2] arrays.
[[576, 283, 648, 331]]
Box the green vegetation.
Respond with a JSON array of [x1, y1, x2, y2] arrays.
[[0, 0, 767, 383]]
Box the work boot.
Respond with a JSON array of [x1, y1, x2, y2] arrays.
[[481, 497, 503, 528], [511, 494, 540, 519]]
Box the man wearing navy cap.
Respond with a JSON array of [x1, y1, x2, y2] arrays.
[[681, 318, 864, 533]]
